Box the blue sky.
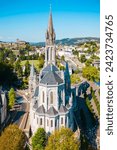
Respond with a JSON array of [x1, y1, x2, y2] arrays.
[[0, 0, 100, 42]]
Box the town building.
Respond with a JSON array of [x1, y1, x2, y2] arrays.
[[29, 8, 76, 134]]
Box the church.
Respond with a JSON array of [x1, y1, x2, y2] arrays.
[[29, 8, 77, 134]]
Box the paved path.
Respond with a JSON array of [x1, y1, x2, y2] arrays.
[[15, 91, 30, 132], [65, 56, 85, 70]]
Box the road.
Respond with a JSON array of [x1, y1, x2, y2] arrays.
[[11, 91, 30, 131], [65, 56, 85, 70]]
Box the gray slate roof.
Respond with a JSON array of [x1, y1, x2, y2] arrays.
[[40, 71, 63, 85], [46, 106, 58, 116], [42, 64, 59, 72], [59, 105, 68, 113], [36, 105, 45, 114]]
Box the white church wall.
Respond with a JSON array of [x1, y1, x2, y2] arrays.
[[31, 111, 36, 133], [39, 86, 47, 111]]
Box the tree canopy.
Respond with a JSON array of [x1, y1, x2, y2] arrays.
[[32, 128, 47, 150], [82, 66, 100, 82], [0, 48, 18, 87], [8, 88, 16, 109], [24, 60, 30, 77], [38, 54, 44, 70], [80, 54, 87, 63], [14, 60, 23, 78], [45, 127, 80, 150], [0, 62, 17, 87], [70, 74, 81, 84], [85, 58, 93, 67], [0, 124, 26, 150]]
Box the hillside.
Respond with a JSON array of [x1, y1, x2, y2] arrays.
[[30, 37, 100, 46]]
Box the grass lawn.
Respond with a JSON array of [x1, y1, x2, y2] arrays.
[[21, 60, 39, 70]]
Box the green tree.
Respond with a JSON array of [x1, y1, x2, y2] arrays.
[[38, 54, 44, 70], [82, 66, 99, 82], [85, 58, 93, 67], [70, 74, 81, 84], [0, 124, 26, 150], [8, 52, 16, 64], [61, 55, 65, 61], [80, 54, 87, 63], [59, 65, 65, 70], [8, 88, 16, 109], [14, 60, 23, 77], [72, 50, 79, 58], [0, 50, 4, 63], [80, 133, 94, 150], [32, 128, 46, 150], [0, 62, 18, 87], [25, 44, 33, 56], [24, 60, 30, 77], [45, 127, 80, 150]]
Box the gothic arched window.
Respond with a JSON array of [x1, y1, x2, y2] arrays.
[[40, 118, 42, 125], [51, 120, 53, 127], [61, 117, 63, 124], [42, 91, 45, 103], [50, 91, 54, 104]]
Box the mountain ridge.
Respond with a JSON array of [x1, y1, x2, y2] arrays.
[[30, 37, 100, 46]]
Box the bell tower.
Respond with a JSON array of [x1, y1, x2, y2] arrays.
[[45, 6, 56, 66]]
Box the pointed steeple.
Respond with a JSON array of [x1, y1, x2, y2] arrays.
[[45, 5, 56, 66], [48, 5, 53, 34], [46, 5, 56, 45]]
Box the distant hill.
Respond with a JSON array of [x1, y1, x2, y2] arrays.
[[30, 37, 100, 46]]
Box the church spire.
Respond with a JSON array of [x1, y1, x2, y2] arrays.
[[48, 7, 53, 35], [46, 5, 56, 45], [45, 6, 56, 66]]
